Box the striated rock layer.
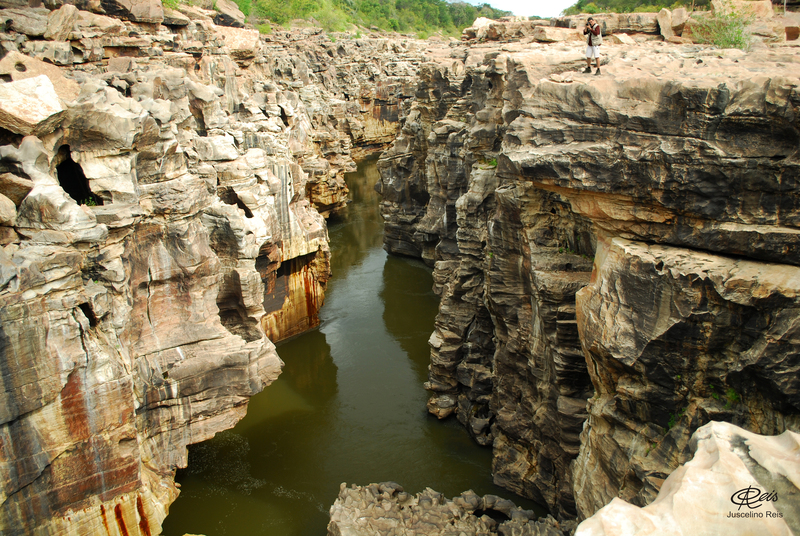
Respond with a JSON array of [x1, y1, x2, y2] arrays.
[[377, 34, 800, 521], [0, 7, 445, 535]]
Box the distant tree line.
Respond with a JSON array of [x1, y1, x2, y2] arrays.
[[562, 0, 711, 15], [223, 0, 513, 35]]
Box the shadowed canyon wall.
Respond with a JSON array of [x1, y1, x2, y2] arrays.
[[377, 37, 800, 521]]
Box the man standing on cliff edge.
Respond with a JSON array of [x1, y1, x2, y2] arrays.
[[583, 17, 602, 75]]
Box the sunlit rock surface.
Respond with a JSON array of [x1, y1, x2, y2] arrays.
[[575, 421, 800, 536]]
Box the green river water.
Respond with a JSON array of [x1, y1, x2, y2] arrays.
[[161, 157, 541, 536]]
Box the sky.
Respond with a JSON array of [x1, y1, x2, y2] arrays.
[[464, 0, 578, 19]]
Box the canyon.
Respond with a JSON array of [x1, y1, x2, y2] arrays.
[[0, 1, 798, 535]]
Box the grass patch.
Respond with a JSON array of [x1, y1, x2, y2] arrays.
[[691, 3, 754, 50]]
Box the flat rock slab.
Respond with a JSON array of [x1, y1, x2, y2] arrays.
[[0, 75, 65, 136]]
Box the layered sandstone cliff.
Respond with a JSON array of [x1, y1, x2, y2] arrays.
[[0, 5, 440, 534], [377, 34, 800, 522]]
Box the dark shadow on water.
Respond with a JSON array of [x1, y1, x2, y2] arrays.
[[380, 254, 439, 383]]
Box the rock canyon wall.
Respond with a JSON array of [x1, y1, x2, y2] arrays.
[[1, 2, 800, 534], [377, 27, 800, 523], [0, 5, 440, 533]]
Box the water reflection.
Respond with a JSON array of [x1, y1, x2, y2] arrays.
[[161, 158, 537, 536]]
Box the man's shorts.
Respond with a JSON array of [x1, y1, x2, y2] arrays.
[[586, 46, 600, 58]]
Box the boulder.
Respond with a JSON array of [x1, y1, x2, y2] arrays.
[[0, 75, 65, 136], [0, 193, 16, 226], [212, 0, 245, 28], [0, 172, 34, 205], [575, 422, 800, 536], [671, 7, 689, 34], [657, 8, 674, 39], [0, 51, 81, 101], [214, 25, 260, 60], [44, 4, 79, 41]]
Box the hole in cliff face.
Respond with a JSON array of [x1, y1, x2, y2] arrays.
[[14, 62, 26, 72], [216, 271, 262, 343], [279, 106, 290, 128], [78, 302, 98, 328], [55, 146, 104, 206], [473, 508, 509, 523], [219, 187, 254, 218]]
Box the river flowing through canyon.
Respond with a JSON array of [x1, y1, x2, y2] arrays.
[[161, 158, 541, 535]]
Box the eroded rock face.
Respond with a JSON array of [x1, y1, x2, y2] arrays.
[[377, 33, 800, 522], [0, 9, 443, 535], [327, 482, 568, 536]]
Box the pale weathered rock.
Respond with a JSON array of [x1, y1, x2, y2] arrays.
[[575, 422, 800, 536], [44, 4, 78, 41], [0, 75, 64, 136]]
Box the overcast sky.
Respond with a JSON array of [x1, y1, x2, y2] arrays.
[[464, 0, 578, 18]]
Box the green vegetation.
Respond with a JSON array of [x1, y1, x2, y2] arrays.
[[563, 0, 709, 16], [691, 4, 753, 50], [162, 0, 181, 10], [725, 387, 741, 408], [211, 0, 512, 35], [81, 198, 98, 207]]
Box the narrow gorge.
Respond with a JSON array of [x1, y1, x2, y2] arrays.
[[0, 2, 798, 535]]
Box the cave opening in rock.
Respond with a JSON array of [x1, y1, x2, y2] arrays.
[[219, 187, 254, 218], [279, 106, 290, 128], [78, 302, 98, 328], [473, 508, 510, 523], [55, 146, 103, 206]]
